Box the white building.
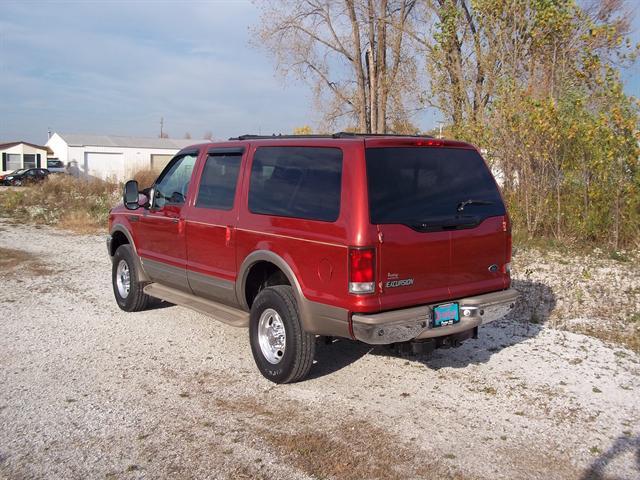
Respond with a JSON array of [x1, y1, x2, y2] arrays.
[[46, 133, 200, 181], [1, 141, 51, 174]]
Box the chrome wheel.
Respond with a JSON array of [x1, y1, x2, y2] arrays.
[[116, 259, 131, 298], [257, 308, 286, 364]]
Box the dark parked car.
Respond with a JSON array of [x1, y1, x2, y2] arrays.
[[1, 168, 50, 186]]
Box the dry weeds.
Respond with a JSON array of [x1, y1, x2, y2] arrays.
[[132, 169, 159, 189], [0, 175, 120, 234]]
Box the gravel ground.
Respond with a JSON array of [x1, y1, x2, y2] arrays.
[[0, 219, 638, 480]]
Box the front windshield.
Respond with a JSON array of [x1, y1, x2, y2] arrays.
[[11, 169, 27, 175]]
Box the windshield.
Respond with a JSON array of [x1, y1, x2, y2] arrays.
[[366, 147, 505, 226], [11, 169, 27, 175]]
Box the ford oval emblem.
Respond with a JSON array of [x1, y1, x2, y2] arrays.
[[488, 264, 498, 273]]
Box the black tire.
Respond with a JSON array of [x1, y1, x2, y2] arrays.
[[112, 244, 150, 312], [249, 285, 315, 383]]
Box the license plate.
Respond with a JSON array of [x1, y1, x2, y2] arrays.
[[433, 303, 459, 327]]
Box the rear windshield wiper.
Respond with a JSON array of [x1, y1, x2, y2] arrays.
[[409, 215, 480, 232], [457, 199, 494, 212]]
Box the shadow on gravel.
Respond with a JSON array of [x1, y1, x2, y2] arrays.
[[309, 280, 556, 377], [144, 299, 175, 310], [580, 434, 640, 480], [309, 338, 372, 380]]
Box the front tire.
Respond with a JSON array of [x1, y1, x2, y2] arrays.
[[112, 244, 150, 312], [249, 286, 315, 383]]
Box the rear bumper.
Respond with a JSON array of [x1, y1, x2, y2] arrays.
[[351, 288, 519, 345]]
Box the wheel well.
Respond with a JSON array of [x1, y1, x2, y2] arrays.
[[110, 230, 130, 256], [245, 261, 291, 308]]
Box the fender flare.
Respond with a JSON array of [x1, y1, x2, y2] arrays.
[[236, 250, 350, 337], [236, 250, 303, 310], [109, 224, 150, 282], [236, 250, 316, 329]]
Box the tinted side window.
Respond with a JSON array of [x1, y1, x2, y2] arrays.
[[196, 153, 242, 210], [154, 153, 198, 208], [248, 147, 342, 222]]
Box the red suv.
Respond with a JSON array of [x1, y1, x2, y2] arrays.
[[107, 133, 518, 383]]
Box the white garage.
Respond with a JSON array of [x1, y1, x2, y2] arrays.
[[84, 152, 125, 180], [46, 133, 201, 181]]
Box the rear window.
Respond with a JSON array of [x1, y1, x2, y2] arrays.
[[249, 147, 342, 222], [366, 147, 505, 227]]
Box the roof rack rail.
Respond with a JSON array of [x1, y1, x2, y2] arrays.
[[229, 132, 435, 141], [228, 133, 334, 141], [332, 132, 434, 139]]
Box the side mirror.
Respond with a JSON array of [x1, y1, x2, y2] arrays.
[[123, 180, 140, 210]]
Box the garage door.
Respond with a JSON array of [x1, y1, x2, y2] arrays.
[[84, 152, 124, 181], [150, 154, 173, 171]]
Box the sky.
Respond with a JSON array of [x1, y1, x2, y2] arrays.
[[1, 0, 639, 145]]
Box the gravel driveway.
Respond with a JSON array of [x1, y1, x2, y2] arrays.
[[1, 220, 638, 479]]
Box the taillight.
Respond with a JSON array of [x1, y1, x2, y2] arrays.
[[349, 247, 375, 294], [503, 215, 512, 274]]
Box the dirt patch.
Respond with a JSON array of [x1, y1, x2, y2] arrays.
[[215, 396, 467, 480], [0, 247, 55, 276]]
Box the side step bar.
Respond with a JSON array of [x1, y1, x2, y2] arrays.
[[144, 283, 249, 328]]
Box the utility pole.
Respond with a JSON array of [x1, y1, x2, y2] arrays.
[[160, 117, 164, 138]]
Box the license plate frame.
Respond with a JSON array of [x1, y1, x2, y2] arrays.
[[433, 303, 460, 328]]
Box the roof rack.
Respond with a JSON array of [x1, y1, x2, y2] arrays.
[[229, 134, 334, 141], [228, 132, 435, 141], [332, 132, 435, 139]]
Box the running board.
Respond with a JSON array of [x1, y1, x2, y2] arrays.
[[144, 283, 249, 328]]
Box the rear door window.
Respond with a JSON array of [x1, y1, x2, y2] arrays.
[[248, 147, 342, 222], [366, 147, 505, 227], [196, 152, 242, 210]]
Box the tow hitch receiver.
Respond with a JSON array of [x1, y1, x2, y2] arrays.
[[393, 327, 477, 355]]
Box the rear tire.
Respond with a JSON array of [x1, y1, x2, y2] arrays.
[[249, 286, 315, 383], [112, 244, 150, 312]]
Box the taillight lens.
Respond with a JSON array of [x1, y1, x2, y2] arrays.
[[349, 247, 375, 294], [503, 215, 512, 274]]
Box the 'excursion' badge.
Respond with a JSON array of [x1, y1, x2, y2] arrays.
[[385, 278, 414, 288]]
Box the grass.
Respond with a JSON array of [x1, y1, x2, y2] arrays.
[[574, 324, 640, 355], [0, 170, 162, 234], [0, 175, 120, 234]]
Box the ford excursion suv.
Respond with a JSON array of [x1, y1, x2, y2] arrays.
[[107, 133, 518, 383]]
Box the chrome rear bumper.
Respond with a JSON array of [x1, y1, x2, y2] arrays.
[[351, 288, 519, 345]]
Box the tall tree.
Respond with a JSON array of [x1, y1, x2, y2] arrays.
[[253, 0, 419, 133]]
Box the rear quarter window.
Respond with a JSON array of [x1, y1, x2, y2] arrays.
[[248, 146, 342, 222]]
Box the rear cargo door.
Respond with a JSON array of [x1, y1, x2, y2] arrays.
[[366, 146, 508, 311]]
